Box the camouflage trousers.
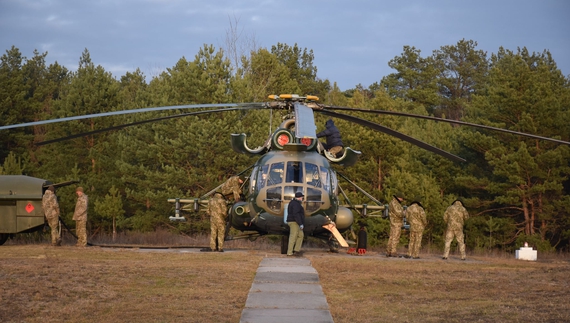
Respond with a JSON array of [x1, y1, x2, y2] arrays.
[[443, 229, 466, 259], [75, 219, 87, 247], [46, 216, 61, 246], [386, 223, 402, 255], [210, 217, 226, 251], [408, 231, 424, 258]]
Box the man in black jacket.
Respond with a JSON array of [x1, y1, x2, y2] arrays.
[[317, 119, 343, 157], [286, 191, 305, 256]]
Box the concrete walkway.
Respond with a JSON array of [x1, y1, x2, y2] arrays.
[[240, 257, 334, 323]]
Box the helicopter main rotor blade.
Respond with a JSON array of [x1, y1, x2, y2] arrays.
[[35, 106, 263, 146], [0, 102, 264, 131], [317, 110, 466, 162], [323, 105, 570, 146]]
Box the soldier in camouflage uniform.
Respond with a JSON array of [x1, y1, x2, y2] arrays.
[[406, 200, 427, 259], [386, 193, 405, 257], [207, 192, 228, 252], [42, 185, 61, 246], [73, 187, 88, 247], [221, 176, 243, 201], [442, 200, 469, 260]]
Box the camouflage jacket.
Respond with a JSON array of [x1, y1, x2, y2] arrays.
[[42, 190, 60, 220], [388, 197, 404, 225], [221, 176, 242, 201], [407, 203, 427, 232], [207, 195, 227, 221], [444, 201, 469, 231], [73, 194, 88, 221]]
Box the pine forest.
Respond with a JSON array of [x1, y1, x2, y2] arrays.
[[1, 39, 569, 252]]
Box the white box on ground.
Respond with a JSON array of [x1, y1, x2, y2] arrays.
[[515, 247, 537, 261]]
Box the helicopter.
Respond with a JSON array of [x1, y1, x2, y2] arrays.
[[167, 95, 389, 253], [1, 94, 569, 252]]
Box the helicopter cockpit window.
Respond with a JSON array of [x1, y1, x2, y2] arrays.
[[305, 163, 320, 188], [305, 187, 323, 213], [250, 166, 258, 193], [285, 161, 303, 183], [331, 171, 338, 195], [265, 186, 282, 212], [256, 165, 269, 190], [319, 166, 330, 193], [267, 162, 284, 186], [283, 186, 302, 202]]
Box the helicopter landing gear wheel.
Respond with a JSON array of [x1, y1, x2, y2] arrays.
[[328, 238, 340, 253], [281, 235, 289, 254], [0, 233, 8, 245]]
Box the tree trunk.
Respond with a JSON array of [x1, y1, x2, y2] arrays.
[[522, 196, 531, 235], [377, 157, 382, 191], [112, 216, 116, 241]]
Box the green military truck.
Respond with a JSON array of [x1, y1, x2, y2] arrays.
[[0, 175, 78, 245]]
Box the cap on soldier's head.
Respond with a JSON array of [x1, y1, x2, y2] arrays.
[[453, 198, 464, 206], [76, 187, 84, 193], [295, 192, 304, 198], [47, 185, 55, 192], [394, 191, 405, 199]]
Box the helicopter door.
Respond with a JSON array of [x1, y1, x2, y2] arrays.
[[285, 161, 303, 183]]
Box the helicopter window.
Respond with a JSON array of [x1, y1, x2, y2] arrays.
[[265, 186, 282, 212], [331, 171, 338, 195], [305, 163, 320, 188], [285, 161, 303, 183], [320, 166, 330, 192], [268, 162, 284, 186], [305, 187, 323, 213], [251, 166, 258, 193], [283, 186, 303, 202], [256, 165, 269, 190]]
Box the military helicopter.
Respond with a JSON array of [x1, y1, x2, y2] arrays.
[[1, 94, 569, 252]]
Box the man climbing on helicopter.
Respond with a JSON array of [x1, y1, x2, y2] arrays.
[[317, 119, 343, 157]]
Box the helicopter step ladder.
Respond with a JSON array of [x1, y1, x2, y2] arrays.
[[240, 257, 333, 323]]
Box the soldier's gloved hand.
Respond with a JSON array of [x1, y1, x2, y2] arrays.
[[300, 225, 304, 230]]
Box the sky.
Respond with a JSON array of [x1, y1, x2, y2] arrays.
[[1, 0, 568, 91]]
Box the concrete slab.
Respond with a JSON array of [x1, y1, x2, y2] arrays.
[[258, 258, 311, 267], [249, 282, 324, 294], [240, 257, 334, 323], [257, 265, 317, 274], [245, 291, 330, 309], [254, 271, 320, 283], [240, 308, 334, 323]]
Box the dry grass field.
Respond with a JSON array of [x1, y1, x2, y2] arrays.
[[1, 242, 569, 323]]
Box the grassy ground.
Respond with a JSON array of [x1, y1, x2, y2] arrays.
[[0, 245, 262, 323], [2, 236, 570, 323], [311, 252, 570, 323]]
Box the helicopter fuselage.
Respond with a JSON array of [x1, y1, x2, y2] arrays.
[[229, 146, 354, 239]]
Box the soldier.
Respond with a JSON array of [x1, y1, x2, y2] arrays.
[[286, 192, 305, 256], [42, 185, 61, 246], [73, 187, 88, 247], [316, 119, 344, 157], [206, 192, 228, 252], [442, 199, 469, 260], [386, 192, 405, 257], [406, 198, 427, 259], [221, 175, 243, 201]]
